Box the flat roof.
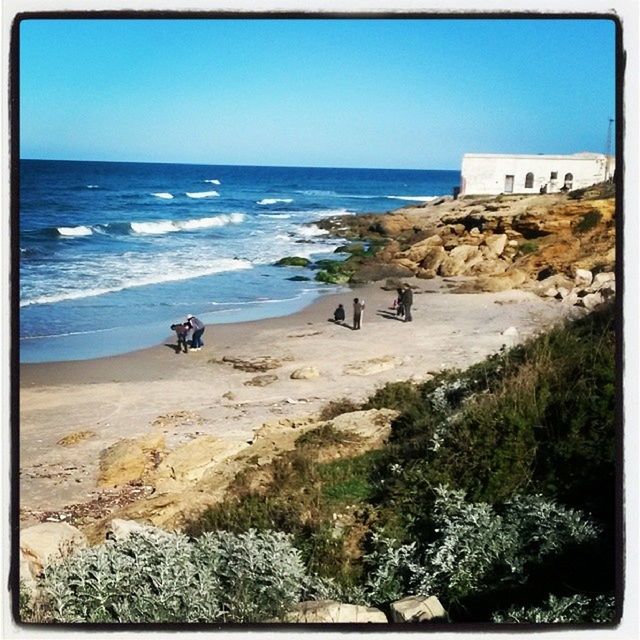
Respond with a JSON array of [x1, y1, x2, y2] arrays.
[[462, 153, 606, 160]]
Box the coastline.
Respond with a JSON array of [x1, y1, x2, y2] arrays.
[[19, 275, 578, 527]]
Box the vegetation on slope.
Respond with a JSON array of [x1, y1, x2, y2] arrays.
[[22, 304, 618, 625]]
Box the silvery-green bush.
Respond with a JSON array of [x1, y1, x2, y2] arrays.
[[364, 486, 598, 606], [39, 528, 307, 623], [492, 593, 615, 623]]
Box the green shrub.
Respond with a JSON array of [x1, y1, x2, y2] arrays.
[[519, 241, 539, 254], [574, 210, 602, 234], [318, 397, 361, 421], [363, 487, 598, 607], [492, 593, 615, 623], [37, 529, 308, 623]]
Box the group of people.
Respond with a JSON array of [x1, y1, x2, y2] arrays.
[[170, 314, 205, 353], [333, 298, 365, 330], [332, 283, 414, 330], [393, 283, 414, 322]]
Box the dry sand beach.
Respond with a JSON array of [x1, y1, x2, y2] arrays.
[[19, 278, 577, 529]]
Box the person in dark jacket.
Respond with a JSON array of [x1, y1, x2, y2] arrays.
[[401, 284, 413, 322], [396, 287, 405, 318], [333, 303, 346, 324], [186, 314, 205, 350], [170, 322, 190, 353], [353, 298, 365, 330]]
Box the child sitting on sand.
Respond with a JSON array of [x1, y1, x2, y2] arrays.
[[333, 303, 346, 324], [170, 322, 190, 353]]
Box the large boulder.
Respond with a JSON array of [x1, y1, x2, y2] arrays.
[[589, 271, 615, 292], [98, 433, 165, 488], [328, 408, 399, 447], [439, 245, 483, 276], [286, 600, 387, 623], [150, 435, 247, 493], [419, 246, 447, 272], [397, 235, 443, 263], [390, 595, 447, 622], [480, 268, 528, 292], [574, 268, 593, 288], [20, 522, 88, 579], [106, 518, 170, 541], [579, 291, 605, 311], [483, 233, 508, 257]]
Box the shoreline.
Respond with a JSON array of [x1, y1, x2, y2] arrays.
[[19, 275, 579, 527]]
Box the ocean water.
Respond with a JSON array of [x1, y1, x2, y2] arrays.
[[19, 160, 460, 362]]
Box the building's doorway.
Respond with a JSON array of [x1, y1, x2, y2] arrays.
[[504, 175, 514, 193]]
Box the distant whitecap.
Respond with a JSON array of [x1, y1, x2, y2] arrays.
[[186, 190, 220, 198], [57, 226, 93, 237], [257, 198, 294, 205], [152, 192, 174, 199]]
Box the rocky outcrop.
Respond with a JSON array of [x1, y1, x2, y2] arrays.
[[318, 185, 615, 296], [217, 355, 290, 372], [98, 433, 165, 488], [390, 595, 447, 622], [286, 600, 387, 623], [20, 522, 88, 586], [328, 408, 398, 447]]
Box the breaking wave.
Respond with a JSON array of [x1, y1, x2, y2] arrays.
[[152, 192, 174, 199], [185, 190, 220, 198], [57, 226, 93, 237], [257, 198, 294, 205]]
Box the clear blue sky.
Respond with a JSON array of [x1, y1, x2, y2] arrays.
[[20, 18, 616, 170]]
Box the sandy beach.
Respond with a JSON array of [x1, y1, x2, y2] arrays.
[[19, 277, 579, 528]]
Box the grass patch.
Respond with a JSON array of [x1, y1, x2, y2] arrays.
[[519, 240, 539, 255], [319, 398, 361, 421], [574, 210, 603, 234]]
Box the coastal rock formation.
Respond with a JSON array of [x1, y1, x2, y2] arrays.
[[150, 435, 247, 493], [20, 522, 88, 583], [390, 595, 447, 622], [57, 430, 96, 447], [328, 408, 398, 447], [218, 355, 291, 372], [318, 183, 615, 298], [285, 600, 388, 623], [98, 433, 165, 488]]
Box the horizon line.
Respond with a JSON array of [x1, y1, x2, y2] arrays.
[[19, 157, 460, 173]]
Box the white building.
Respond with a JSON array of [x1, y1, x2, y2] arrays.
[[460, 152, 615, 196]]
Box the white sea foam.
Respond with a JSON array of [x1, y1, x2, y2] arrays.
[[185, 190, 220, 198], [257, 198, 294, 205], [386, 195, 438, 202], [204, 179, 221, 185], [20, 258, 253, 308], [86, 185, 99, 189], [152, 192, 174, 199], [57, 226, 93, 237], [312, 208, 354, 218], [130, 213, 245, 235], [259, 213, 292, 219], [178, 213, 245, 230], [130, 220, 178, 235], [296, 224, 330, 238]]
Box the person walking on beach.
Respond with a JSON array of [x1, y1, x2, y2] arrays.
[[186, 314, 205, 350], [396, 286, 405, 318], [353, 298, 365, 330], [401, 284, 413, 322], [171, 322, 190, 353]]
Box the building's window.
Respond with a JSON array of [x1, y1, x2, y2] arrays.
[[525, 172, 534, 188], [564, 172, 573, 190], [550, 171, 558, 180]]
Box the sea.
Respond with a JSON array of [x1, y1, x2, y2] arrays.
[[19, 160, 460, 363]]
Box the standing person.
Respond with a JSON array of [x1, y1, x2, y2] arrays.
[[187, 314, 206, 350], [396, 287, 405, 318], [401, 284, 413, 322], [353, 298, 365, 330]]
